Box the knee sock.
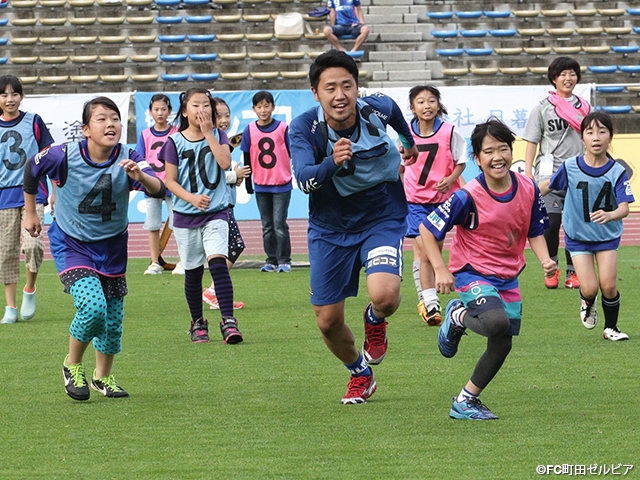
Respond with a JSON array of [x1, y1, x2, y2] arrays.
[[602, 292, 620, 329], [209, 257, 234, 318], [421, 288, 439, 310], [412, 260, 422, 301], [565, 249, 575, 274], [184, 265, 204, 322], [580, 289, 597, 308]]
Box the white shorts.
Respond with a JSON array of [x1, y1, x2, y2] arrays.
[[143, 196, 173, 231], [173, 219, 229, 270]]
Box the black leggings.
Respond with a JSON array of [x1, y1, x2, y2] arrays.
[[465, 308, 513, 390], [545, 212, 573, 268]]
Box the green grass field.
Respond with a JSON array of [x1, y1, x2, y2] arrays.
[[1, 249, 638, 480]]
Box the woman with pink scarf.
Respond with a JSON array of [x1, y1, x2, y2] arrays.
[[522, 57, 590, 290]]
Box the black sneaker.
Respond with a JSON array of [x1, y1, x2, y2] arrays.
[[190, 318, 210, 343], [62, 357, 90, 401], [91, 371, 129, 398], [220, 317, 243, 344]]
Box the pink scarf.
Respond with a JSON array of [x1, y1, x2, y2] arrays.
[[547, 91, 590, 133]]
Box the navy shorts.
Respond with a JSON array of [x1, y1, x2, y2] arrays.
[[308, 217, 405, 306], [406, 203, 439, 238]]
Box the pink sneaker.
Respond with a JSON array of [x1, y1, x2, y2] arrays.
[[341, 373, 377, 404]]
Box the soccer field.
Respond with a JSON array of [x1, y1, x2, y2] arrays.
[[1, 250, 638, 479]]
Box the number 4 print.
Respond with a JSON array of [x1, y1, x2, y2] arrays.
[[78, 174, 116, 222], [576, 181, 613, 222]]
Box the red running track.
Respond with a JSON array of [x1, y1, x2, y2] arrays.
[[41, 214, 640, 261]]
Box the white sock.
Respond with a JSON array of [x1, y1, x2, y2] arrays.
[[421, 288, 439, 310], [457, 387, 478, 403], [413, 260, 422, 301]]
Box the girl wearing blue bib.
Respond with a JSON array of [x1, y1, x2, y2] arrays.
[[161, 88, 243, 346], [23, 96, 165, 401], [542, 111, 634, 341], [0, 75, 54, 325]]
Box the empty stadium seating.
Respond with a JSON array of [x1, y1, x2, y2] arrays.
[[0, 0, 637, 133]]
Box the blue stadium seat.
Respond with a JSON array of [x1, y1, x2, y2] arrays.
[[0, 19, 7, 25], [160, 53, 188, 61], [158, 34, 187, 42], [183, 0, 209, 4], [459, 29, 487, 37], [191, 73, 219, 81], [489, 29, 516, 37], [346, 50, 364, 58], [465, 47, 493, 56], [161, 73, 189, 82], [185, 15, 212, 23], [0, 37, 7, 45], [588, 65, 617, 74], [188, 34, 215, 42], [337, 34, 357, 40], [455, 11, 482, 19], [156, 16, 183, 23], [483, 10, 511, 18], [627, 8, 640, 16], [596, 86, 624, 93], [154, 0, 180, 6], [599, 105, 631, 114], [0, 57, 7, 64], [431, 30, 458, 39], [611, 45, 639, 54], [427, 12, 453, 20], [618, 65, 640, 74], [634, 27, 640, 34], [435, 48, 464, 57], [189, 53, 218, 61]]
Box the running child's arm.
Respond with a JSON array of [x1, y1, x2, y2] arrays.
[[419, 223, 454, 294], [528, 235, 557, 278], [119, 159, 165, 197], [23, 160, 41, 237], [591, 172, 634, 224], [435, 163, 465, 194], [591, 202, 629, 224]]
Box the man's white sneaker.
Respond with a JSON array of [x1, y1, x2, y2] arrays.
[[603, 327, 629, 341], [144, 263, 163, 275], [580, 298, 597, 329]]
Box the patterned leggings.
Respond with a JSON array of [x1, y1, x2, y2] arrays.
[[69, 276, 124, 355]]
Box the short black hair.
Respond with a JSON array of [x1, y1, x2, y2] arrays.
[[547, 56, 582, 85], [0, 75, 23, 96], [309, 50, 359, 90], [252, 90, 274, 106], [470, 117, 516, 157], [149, 93, 172, 111], [82, 96, 121, 125]]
